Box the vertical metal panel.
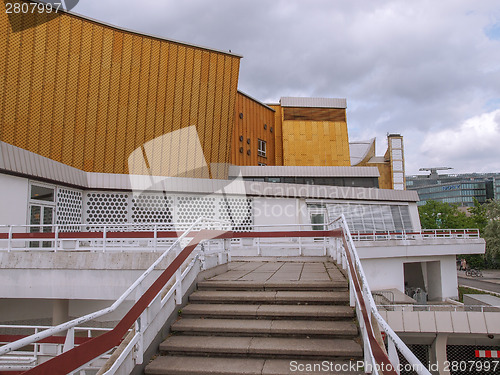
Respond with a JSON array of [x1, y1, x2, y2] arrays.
[[124, 34, 143, 175], [1, 5, 240, 179], [103, 31, 123, 173]]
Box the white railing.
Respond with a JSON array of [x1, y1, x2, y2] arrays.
[[0, 222, 481, 253], [0, 222, 228, 252], [0, 325, 112, 373], [351, 228, 480, 241], [378, 304, 500, 312], [330, 215, 432, 375], [0, 217, 231, 374]]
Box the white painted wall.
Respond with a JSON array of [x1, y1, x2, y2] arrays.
[[253, 197, 306, 229], [360, 255, 459, 300], [361, 258, 405, 291], [0, 173, 28, 226]]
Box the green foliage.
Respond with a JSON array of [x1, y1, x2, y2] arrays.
[[458, 286, 496, 303], [418, 199, 500, 269], [468, 198, 488, 233], [483, 199, 500, 268], [418, 201, 473, 229]]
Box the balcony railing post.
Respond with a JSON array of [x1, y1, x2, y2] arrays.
[[7, 225, 12, 252], [54, 225, 59, 252], [103, 225, 107, 253], [153, 224, 158, 252], [63, 327, 75, 353], [175, 244, 182, 305]]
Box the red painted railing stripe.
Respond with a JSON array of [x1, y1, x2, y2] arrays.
[[2, 230, 342, 241], [20, 230, 230, 375], [342, 234, 398, 375]]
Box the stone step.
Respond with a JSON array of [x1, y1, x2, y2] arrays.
[[171, 318, 358, 337], [189, 290, 349, 305], [197, 280, 348, 291], [180, 303, 355, 320], [159, 336, 363, 360], [145, 356, 364, 375]]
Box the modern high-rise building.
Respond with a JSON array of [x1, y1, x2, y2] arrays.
[[406, 170, 500, 206]]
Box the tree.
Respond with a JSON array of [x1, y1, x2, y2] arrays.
[[418, 200, 486, 269], [482, 199, 500, 268], [468, 198, 488, 233], [418, 201, 473, 229]]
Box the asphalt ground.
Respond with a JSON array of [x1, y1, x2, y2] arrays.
[[457, 269, 500, 294]]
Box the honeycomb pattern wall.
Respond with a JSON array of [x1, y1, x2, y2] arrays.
[[56, 188, 83, 232], [218, 197, 253, 231], [0, 0, 240, 179], [84, 193, 129, 230], [131, 194, 173, 225], [82, 192, 254, 230], [175, 196, 217, 222]]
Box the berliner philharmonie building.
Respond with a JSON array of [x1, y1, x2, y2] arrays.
[[0, 2, 495, 375]]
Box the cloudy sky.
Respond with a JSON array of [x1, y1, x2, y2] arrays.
[[71, 0, 500, 175]]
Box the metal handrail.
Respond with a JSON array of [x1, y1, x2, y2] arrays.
[[0, 217, 228, 357], [331, 215, 431, 375]]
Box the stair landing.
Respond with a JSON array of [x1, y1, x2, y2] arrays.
[[145, 259, 363, 375]]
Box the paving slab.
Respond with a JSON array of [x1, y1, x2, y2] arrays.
[[145, 356, 266, 375], [274, 291, 349, 304], [160, 335, 252, 355], [181, 304, 259, 318], [189, 290, 278, 303], [171, 318, 357, 337], [256, 304, 354, 319], [238, 272, 275, 281], [172, 318, 273, 335], [269, 320, 358, 336], [248, 337, 363, 358]]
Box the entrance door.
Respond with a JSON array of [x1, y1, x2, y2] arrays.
[[29, 204, 54, 247], [28, 183, 56, 247], [29, 205, 54, 247]]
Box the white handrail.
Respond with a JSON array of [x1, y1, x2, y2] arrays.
[[332, 214, 431, 375], [0, 217, 228, 356]]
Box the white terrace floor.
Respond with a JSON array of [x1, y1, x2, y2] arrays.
[[207, 257, 347, 286]]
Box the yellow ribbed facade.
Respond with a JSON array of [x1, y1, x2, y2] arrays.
[[281, 120, 350, 166], [0, 0, 240, 178]]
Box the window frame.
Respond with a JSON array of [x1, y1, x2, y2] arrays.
[[257, 139, 267, 157]]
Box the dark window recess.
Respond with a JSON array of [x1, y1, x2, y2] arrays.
[[239, 135, 243, 142], [247, 138, 251, 144], [264, 124, 267, 130], [266, 177, 281, 183], [239, 113, 243, 119], [270, 127, 273, 133], [239, 147, 243, 153], [31, 185, 54, 202], [247, 150, 251, 155]]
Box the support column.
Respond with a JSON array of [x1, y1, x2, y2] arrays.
[[430, 334, 449, 375], [52, 299, 69, 328]]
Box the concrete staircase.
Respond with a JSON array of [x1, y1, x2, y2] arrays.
[[145, 261, 363, 375]]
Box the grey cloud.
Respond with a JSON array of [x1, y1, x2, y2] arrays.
[[72, 0, 500, 174]]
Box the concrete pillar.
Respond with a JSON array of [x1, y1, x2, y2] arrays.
[[430, 334, 449, 375], [52, 299, 69, 332]]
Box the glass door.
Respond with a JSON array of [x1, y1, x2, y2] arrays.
[[29, 204, 54, 248]]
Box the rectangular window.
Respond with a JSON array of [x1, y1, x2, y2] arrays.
[[30, 184, 54, 202], [258, 139, 266, 157], [258, 162, 267, 166]]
